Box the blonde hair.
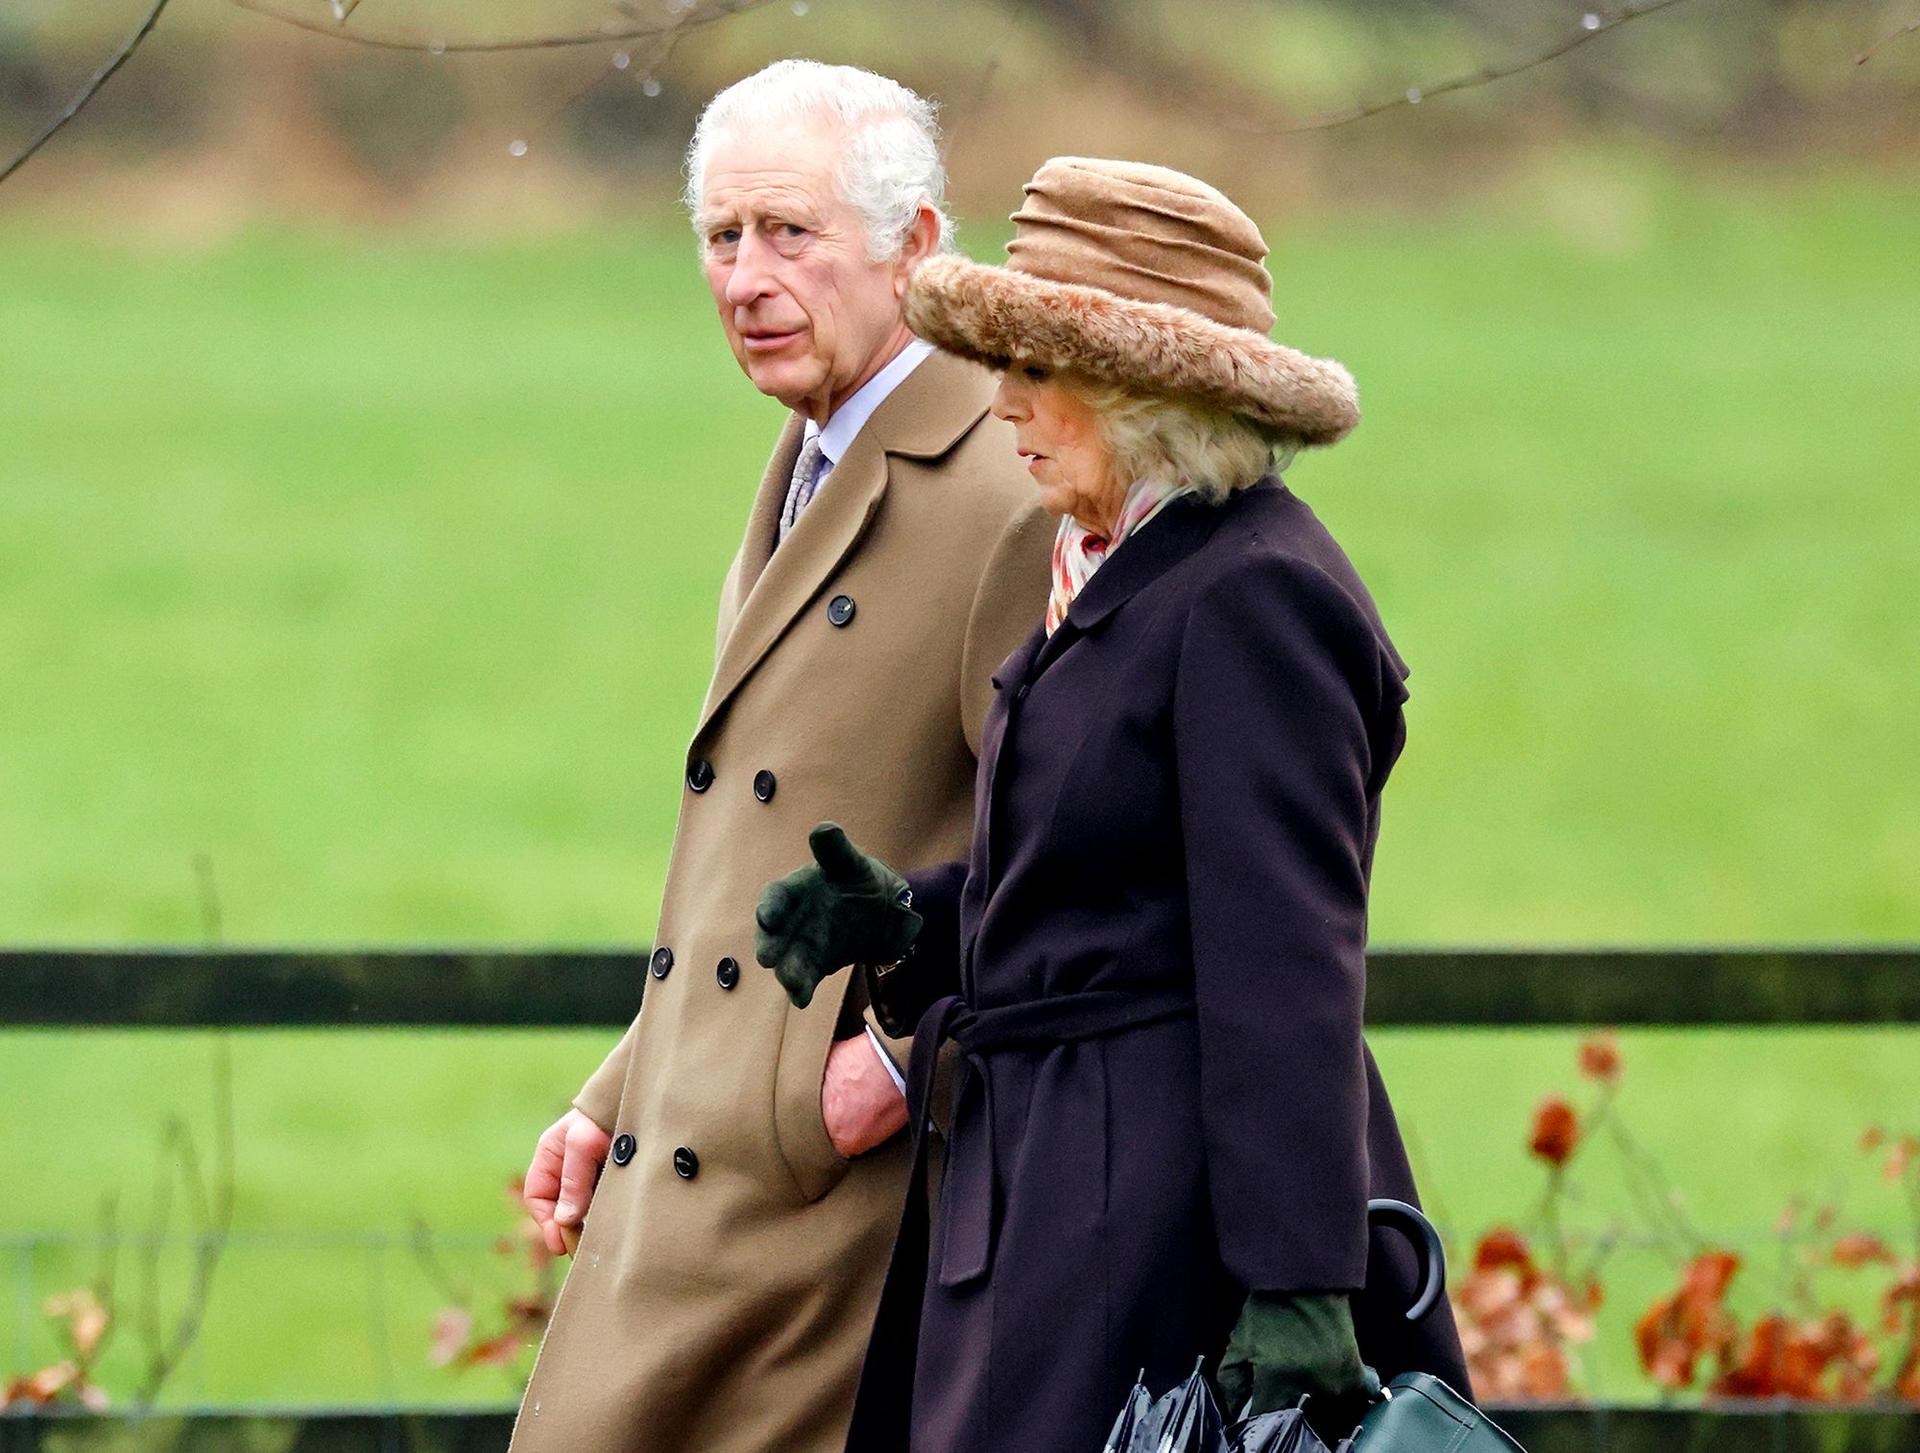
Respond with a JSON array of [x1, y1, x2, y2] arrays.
[[1062, 375, 1299, 500]]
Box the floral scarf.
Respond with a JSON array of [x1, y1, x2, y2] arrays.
[[1046, 480, 1192, 635]]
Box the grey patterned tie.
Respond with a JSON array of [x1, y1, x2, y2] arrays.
[[777, 433, 828, 545]]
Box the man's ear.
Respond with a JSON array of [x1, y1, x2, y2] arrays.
[[893, 204, 943, 292]]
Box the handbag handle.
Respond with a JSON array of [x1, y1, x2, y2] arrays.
[[1365, 1199, 1446, 1323]]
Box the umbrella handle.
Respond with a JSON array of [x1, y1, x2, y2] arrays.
[[1366, 1198, 1446, 1323]]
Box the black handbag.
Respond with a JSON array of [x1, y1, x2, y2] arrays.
[[1345, 1370, 1525, 1453]]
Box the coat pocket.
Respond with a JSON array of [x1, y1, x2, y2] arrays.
[[770, 971, 856, 1203]]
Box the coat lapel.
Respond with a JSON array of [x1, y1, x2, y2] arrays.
[[714, 414, 805, 657], [1023, 491, 1225, 684], [974, 491, 1230, 900], [971, 623, 1046, 915], [697, 350, 996, 739]]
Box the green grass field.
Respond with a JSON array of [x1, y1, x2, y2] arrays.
[[4, 161, 1916, 946], [3, 158, 1918, 1404], [5, 1028, 1919, 1404]]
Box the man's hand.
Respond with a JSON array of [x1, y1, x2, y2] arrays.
[[523, 1109, 612, 1257], [756, 823, 922, 1008], [822, 1033, 909, 1158]]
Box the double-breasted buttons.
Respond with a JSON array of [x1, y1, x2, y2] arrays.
[[686, 758, 715, 793], [610, 1133, 636, 1166], [650, 946, 674, 980], [753, 770, 777, 803], [826, 594, 856, 627], [715, 956, 740, 991], [672, 1146, 700, 1180]]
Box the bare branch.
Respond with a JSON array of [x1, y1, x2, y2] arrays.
[[408, 1216, 475, 1309], [192, 854, 223, 945], [1856, 17, 1920, 63], [232, 0, 779, 55], [93, 1196, 122, 1344], [133, 1044, 235, 1406], [0, 0, 179, 188], [1105, 0, 1702, 137], [1288, 0, 1699, 132], [943, 9, 1023, 152]]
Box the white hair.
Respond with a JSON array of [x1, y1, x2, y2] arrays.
[[684, 59, 954, 261], [1066, 376, 1300, 501]]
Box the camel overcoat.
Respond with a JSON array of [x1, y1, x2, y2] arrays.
[[509, 349, 1051, 1453]]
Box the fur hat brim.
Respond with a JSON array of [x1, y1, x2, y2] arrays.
[[906, 253, 1358, 446]]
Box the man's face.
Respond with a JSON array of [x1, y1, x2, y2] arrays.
[[696, 118, 918, 422]]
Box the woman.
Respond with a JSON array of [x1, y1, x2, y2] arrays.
[[755, 158, 1469, 1452]]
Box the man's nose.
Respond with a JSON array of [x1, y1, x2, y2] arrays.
[[724, 232, 777, 307]]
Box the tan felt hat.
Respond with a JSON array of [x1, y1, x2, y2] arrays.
[[906, 157, 1359, 446]]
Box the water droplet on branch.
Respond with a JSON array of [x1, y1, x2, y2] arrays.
[[428, 38, 446, 55], [612, 51, 631, 70], [791, 0, 810, 13], [643, 77, 663, 97], [508, 139, 530, 158], [1405, 87, 1423, 104], [1582, 12, 1603, 30]]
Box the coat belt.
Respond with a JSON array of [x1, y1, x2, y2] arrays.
[[845, 986, 1194, 1451], [920, 989, 1194, 1287]]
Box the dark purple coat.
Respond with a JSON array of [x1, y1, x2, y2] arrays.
[[849, 480, 1468, 1453]]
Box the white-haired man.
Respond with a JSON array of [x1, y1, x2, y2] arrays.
[[509, 61, 1049, 1452]]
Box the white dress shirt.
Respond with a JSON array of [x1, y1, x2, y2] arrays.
[[803, 336, 937, 492], [797, 337, 935, 1101]]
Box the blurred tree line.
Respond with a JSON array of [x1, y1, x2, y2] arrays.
[[0, 0, 1915, 224]]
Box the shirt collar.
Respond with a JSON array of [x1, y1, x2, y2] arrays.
[[803, 336, 938, 469]]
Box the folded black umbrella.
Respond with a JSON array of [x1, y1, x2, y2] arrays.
[[1159, 1360, 1227, 1452], [1101, 1371, 1153, 1453], [1104, 1358, 1228, 1453], [1226, 1406, 1328, 1453]]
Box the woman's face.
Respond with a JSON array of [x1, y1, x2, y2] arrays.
[[990, 366, 1124, 531]]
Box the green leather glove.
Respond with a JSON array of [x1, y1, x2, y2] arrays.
[[1214, 1291, 1378, 1436], [755, 823, 922, 1009]]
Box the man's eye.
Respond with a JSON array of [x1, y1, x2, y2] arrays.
[[775, 223, 808, 239], [1022, 364, 1050, 382], [711, 228, 741, 247]]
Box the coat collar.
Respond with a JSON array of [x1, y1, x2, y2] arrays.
[[1019, 489, 1227, 683], [1063, 490, 1223, 629], [698, 349, 995, 739]]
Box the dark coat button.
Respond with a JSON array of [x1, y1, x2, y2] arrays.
[[672, 1146, 700, 1180], [650, 946, 674, 979], [753, 770, 777, 803], [715, 956, 740, 990], [686, 758, 714, 793], [827, 594, 856, 627], [610, 1133, 635, 1166]]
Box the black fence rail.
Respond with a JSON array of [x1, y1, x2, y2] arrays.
[[4, 945, 1919, 1027], [3, 1402, 1920, 1453]]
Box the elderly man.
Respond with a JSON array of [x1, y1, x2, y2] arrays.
[[508, 61, 1049, 1452]]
